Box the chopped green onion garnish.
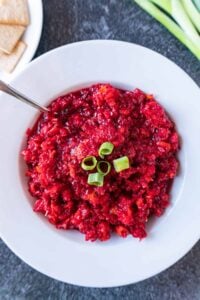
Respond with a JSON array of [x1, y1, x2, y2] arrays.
[[81, 156, 97, 171], [97, 161, 111, 176], [88, 172, 104, 187], [98, 142, 114, 158], [113, 156, 130, 173]]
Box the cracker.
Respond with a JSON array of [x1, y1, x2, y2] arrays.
[[0, 0, 29, 25], [0, 41, 26, 73], [0, 24, 25, 53]]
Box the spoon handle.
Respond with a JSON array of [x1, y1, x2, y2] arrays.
[[0, 80, 49, 113]]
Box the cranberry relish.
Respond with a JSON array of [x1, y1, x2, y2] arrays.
[[22, 84, 179, 241]]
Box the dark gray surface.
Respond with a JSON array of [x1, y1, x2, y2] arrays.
[[0, 0, 200, 299]]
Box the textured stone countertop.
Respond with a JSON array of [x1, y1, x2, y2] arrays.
[[0, 0, 200, 299]]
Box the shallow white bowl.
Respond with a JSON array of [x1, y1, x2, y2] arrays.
[[0, 40, 200, 288]]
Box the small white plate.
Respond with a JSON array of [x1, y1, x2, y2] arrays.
[[0, 0, 43, 82], [0, 41, 200, 288]]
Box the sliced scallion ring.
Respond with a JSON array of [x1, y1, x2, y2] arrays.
[[88, 172, 104, 187], [81, 156, 97, 171], [97, 161, 111, 176], [98, 142, 114, 158], [113, 156, 130, 173]]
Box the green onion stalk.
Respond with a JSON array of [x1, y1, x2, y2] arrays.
[[134, 0, 200, 60]]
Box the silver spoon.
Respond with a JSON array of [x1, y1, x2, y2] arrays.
[[0, 80, 49, 113]]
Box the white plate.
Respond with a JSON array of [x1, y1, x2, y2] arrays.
[[0, 41, 200, 288], [0, 0, 43, 82]]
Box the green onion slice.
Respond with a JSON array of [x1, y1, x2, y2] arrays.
[[97, 161, 111, 176], [81, 156, 97, 171], [88, 172, 104, 187], [98, 142, 114, 158], [113, 156, 130, 173]]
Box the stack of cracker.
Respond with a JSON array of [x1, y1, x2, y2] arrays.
[[0, 0, 29, 73]]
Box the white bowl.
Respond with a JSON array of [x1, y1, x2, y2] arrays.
[[0, 0, 43, 82], [0, 40, 200, 288]]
